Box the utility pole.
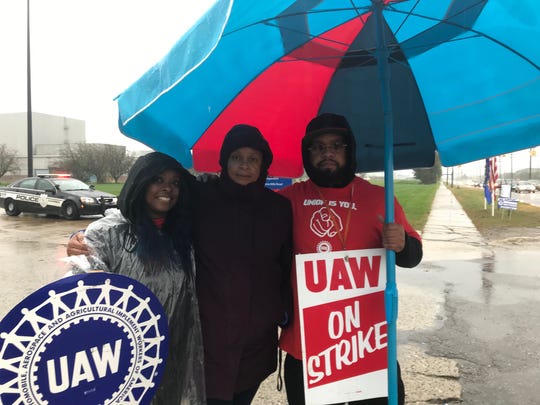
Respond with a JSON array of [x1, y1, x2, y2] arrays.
[[530, 148, 536, 179], [510, 153, 514, 197], [27, 0, 34, 176]]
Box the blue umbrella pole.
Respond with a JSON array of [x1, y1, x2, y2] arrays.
[[373, 1, 398, 404]]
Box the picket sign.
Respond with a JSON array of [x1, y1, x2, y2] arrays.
[[296, 248, 388, 404]]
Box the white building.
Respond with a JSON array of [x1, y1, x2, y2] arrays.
[[0, 112, 85, 176]]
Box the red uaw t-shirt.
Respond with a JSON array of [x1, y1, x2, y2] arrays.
[[278, 176, 421, 359]]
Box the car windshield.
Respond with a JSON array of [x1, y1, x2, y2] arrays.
[[51, 178, 91, 191]]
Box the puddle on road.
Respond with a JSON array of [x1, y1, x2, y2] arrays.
[[401, 247, 540, 309]]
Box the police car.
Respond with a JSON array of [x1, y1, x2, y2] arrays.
[[0, 175, 118, 220]]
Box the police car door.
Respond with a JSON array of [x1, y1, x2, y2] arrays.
[[35, 178, 59, 215], [13, 178, 38, 213]]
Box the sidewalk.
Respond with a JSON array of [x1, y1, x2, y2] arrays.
[[398, 183, 490, 404], [420, 183, 489, 262]]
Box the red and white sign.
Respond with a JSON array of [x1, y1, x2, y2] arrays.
[[296, 248, 388, 404]]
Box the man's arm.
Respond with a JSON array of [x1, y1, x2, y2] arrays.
[[395, 233, 422, 268]]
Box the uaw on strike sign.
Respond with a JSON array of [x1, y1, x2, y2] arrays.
[[0, 272, 168, 405], [296, 248, 388, 404]]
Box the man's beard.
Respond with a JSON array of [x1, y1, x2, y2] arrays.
[[310, 164, 349, 188]]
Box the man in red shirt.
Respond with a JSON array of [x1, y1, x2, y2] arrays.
[[278, 113, 423, 405]]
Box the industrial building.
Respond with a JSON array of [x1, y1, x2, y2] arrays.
[[0, 112, 85, 177]]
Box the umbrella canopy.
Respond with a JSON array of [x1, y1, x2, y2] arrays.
[[118, 0, 540, 178], [116, 1, 540, 403]]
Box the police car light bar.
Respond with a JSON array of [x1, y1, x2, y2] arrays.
[[37, 174, 72, 178]]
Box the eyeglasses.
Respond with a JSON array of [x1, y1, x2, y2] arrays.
[[308, 142, 348, 154]]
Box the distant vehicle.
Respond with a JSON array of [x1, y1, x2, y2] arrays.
[[511, 181, 536, 194], [527, 179, 540, 191], [0, 175, 118, 219]]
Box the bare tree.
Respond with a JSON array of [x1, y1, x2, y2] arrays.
[[87, 144, 110, 183], [0, 144, 20, 178], [55, 143, 136, 183], [104, 145, 135, 183], [55, 144, 92, 181], [55, 144, 109, 182]]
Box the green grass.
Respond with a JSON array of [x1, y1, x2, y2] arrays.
[[394, 182, 438, 231], [370, 179, 438, 231], [93, 183, 124, 195], [450, 186, 540, 233]]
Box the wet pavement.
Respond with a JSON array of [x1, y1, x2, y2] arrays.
[[1, 185, 539, 404], [512, 190, 540, 207], [397, 184, 540, 405], [0, 214, 97, 320]]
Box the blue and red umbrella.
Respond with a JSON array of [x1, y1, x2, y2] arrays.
[[118, 0, 540, 177], [116, 1, 540, 403]]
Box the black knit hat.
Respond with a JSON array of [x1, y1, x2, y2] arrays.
[[219, 124, 273, 181], [302, 113, 357, 187]]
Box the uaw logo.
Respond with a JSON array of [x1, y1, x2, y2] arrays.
[[0, 273, 168, 405], [310, 207, 343, 239]]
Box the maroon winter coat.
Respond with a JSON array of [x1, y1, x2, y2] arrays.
[[193, 177, 293, 400]]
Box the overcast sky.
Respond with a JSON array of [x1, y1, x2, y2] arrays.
[[0, 0, 215, 151], [0, 0, 537, 176]]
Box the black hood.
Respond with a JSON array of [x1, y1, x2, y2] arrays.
[[119, 152, 190, 224], [301, 113, 357, 188], [219, 124, 273, 187]]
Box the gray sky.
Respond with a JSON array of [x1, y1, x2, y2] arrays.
[[0, 0, 215, 151]]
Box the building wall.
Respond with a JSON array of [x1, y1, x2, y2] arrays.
[[0, 112, 86, 176]]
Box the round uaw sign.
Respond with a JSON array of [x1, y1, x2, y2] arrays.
[[0, 272, 168, 405]]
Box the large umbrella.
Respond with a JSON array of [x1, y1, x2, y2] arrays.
[[116, 0, 540, 403]]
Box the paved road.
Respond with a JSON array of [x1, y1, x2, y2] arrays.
[[512, 190, 540, 207], [0, 213, 97, 320]]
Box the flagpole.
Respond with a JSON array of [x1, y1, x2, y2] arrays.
[[490, 157, 499, 216], [483, 158, 490, 210]]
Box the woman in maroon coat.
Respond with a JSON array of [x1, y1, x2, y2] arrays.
[[193, 124, 293, 404]]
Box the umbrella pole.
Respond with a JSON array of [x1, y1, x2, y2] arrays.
[[373, 2, 398, 405]]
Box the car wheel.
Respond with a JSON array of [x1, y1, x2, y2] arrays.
[[62, 201, 80, 220], [4, 199, 21, 216]]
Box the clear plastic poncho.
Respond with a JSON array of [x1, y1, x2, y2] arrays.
[[83, 210, 206, 405]]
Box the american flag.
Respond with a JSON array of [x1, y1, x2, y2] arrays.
[[488, 156, 498, 192]]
